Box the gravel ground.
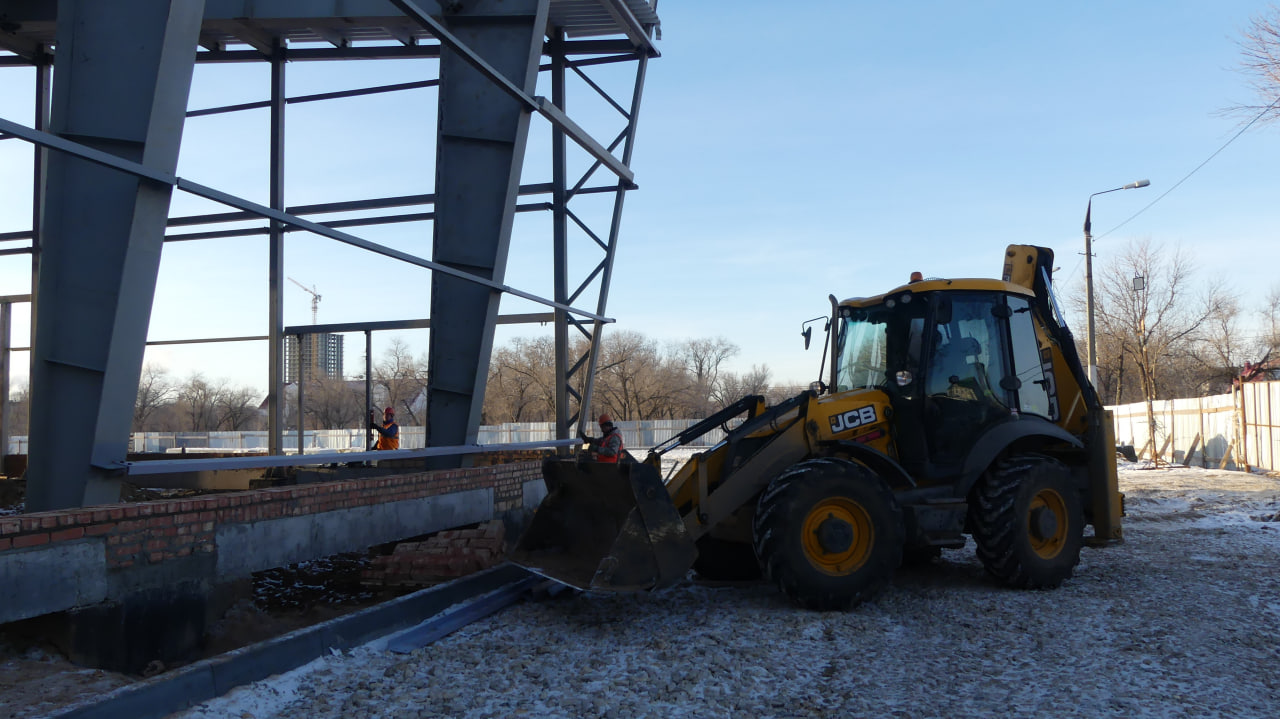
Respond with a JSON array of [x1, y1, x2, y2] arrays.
[[175, 463, 1280, 719]]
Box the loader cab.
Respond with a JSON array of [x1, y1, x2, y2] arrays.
[[834, 282, 1058, 482]]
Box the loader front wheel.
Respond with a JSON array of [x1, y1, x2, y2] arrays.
[[753, 458, 903, 611], [971, 453, 1083, 588]]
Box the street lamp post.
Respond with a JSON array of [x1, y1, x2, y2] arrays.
[[1084, 179, 1150, 390]]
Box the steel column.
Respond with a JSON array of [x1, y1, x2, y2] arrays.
[[267, 44, 286, 455], [550, 30, 571, 445], [25, 0, 206, 510], [424, 0, 550, 463]]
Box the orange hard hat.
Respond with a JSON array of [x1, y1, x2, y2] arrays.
[[598, 413, 612, 425], [384, 406, 395, 417]]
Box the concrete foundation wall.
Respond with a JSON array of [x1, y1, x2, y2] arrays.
[[0, 461, 544, 626]]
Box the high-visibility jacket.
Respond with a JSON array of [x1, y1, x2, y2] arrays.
[[594, 427, 623, 463], [373, 421, 400, 450]]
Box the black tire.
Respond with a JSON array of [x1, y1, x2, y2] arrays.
[[971, 453, 1083, 589], [752, 458, 903, 611], [693, 536, 762, 581]]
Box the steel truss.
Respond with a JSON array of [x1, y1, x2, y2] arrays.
[[0, 0, 659, 509]]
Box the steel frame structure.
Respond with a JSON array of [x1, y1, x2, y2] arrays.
[[0, 0, 659, 510]]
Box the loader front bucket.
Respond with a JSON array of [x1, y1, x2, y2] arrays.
[[510, 457, 698, 591]]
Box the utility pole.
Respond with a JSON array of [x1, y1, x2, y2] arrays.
[[1083, 179, 1150, 388]]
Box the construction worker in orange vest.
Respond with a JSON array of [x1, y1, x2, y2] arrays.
[[585, 413, 624, 463], [369, 406, 400, 450]]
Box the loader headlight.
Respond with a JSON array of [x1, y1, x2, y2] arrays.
[[896, 370, 913, 386]]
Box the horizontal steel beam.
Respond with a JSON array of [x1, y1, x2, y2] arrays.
[[195, 45, 442, 63], [121, 438, 582, 475], [187, 78, 440, 117], [285, 312, 554, 335], [146, 335, 268, 346]]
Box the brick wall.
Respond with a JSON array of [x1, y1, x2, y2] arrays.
[[0, 461, 543, 573]]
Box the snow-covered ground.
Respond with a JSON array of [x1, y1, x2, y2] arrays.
[[171, 461, 1280, 719]]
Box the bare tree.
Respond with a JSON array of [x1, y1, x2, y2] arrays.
[[177, 374, 220, 431], [306, 375, 363, 430], [594, 330, 686, 420], [374, 338, 429, 424], [1093, 239, 1228, 455], [1235, 7, 1280, 124], [674, 337, 739, 416], [484, 336, 557, 423], [715, 364, 773, 406], [6, 382, 29, 439], [173, 374, 263, 431], [215, 385, 264, 431], [1187, 292, 1263, 395], [134, 363, 176, 431]]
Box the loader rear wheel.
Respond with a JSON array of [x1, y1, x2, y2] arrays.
[[752, 458, 903, 611], [971, 453, 1083, 589]]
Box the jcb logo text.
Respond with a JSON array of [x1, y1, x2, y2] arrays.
[[829, 405, 877, 434]]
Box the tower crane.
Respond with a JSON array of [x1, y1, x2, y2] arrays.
[[288, 277, 321, 324]]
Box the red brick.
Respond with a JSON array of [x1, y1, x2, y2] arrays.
[[0, 538, 10, 551], [0, 518, 19, 535], [109, 508, 125, 520], [85, 523, 116, 537], [144, 539, 167, 552], [39, 515, 59, 530], [51, 527, 85, 542], [149, 552, 165, 563], [137, 504, 154, 517], [148, 516, 173, 528], [123, 506, 139, 518], [13, 533, 50, 549]]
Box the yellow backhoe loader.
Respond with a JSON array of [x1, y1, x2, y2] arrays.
[[512, 245, 1123, 610]]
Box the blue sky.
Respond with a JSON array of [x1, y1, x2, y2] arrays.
[[1, 1, 1279, 396]]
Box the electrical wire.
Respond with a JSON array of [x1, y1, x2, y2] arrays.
[[1093, 94, 1280, 241], [1057, 94, 1280, 288]]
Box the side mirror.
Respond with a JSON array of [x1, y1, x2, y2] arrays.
[[802, 326, 813, 350]]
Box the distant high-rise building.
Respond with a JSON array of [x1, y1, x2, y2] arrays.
[[286, 333, 344, 382]]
